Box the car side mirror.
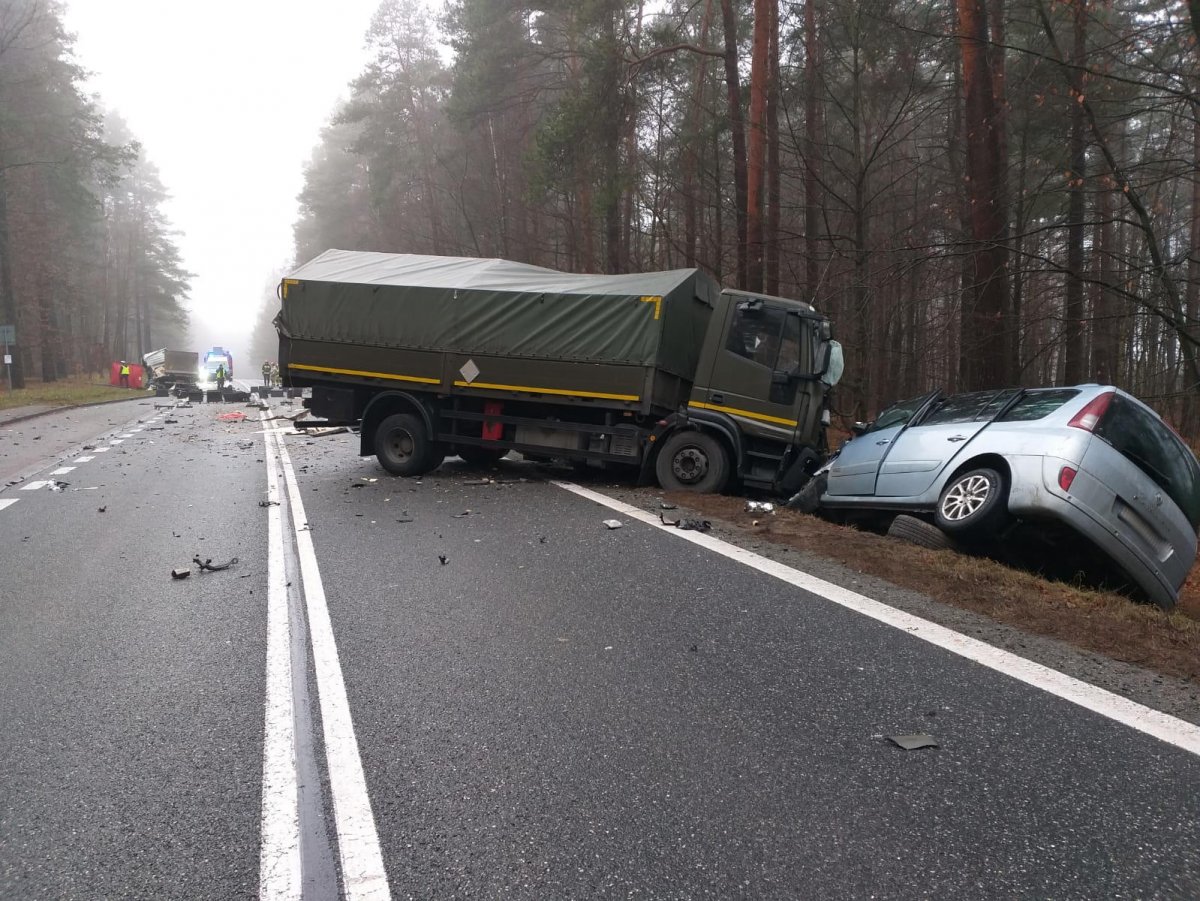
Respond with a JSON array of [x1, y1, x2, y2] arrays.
[[851, 421, 870, 436]]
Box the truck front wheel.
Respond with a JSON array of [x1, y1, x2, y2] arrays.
[[655, 430, 730, 493], [375, 413, 438, 476]]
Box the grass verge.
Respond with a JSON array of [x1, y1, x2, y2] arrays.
[[661, 491, 1200, 682], [0, 376, 139, 412]]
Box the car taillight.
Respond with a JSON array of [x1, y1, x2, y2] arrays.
[[1059, 465, 1077, 492], [1068, 391, 1114, 432]]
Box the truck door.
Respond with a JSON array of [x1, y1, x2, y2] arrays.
[[697, 300, 808, 444]]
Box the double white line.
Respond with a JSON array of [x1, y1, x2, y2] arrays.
[[260, 415, 391, 900]]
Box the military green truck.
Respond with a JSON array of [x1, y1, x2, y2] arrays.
[[275, 250, 843, 494]]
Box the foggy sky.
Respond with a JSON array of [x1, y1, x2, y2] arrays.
[[63, 0, 385, 361]]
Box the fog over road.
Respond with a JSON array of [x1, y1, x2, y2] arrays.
[[1, 402, 1197, 899]]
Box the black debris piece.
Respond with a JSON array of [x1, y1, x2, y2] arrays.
[[438, 554, 449, 565], [171, 567, 191, 580], [97, 506, 107, 513], [396, 518, 414, 523], [887, 734, 939, 751], [258, 500, 280, 507], [193, 555, 239, 572], [660, 503, 678, 510], [660, 512, 712, 532]]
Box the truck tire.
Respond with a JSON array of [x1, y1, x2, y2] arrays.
[[457, 446, 508, 467], [887, 514, 959, 552], [655, 430, 730, 493], [375, 413, 438, 476]]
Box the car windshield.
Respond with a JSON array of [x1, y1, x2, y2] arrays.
[[867, 393, 936, 433]]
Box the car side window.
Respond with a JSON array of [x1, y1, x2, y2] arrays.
[[725, 303, 787, 369], [868, 394, 930, 433]]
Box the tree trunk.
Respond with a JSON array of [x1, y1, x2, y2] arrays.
[[745, 0, 770, 294], [1063, 0, 1087, 384], [957, 0, 1010, 389], [720, 0, 749, 289], [765, 0, 780, 296], [803, 0, 822, 301]]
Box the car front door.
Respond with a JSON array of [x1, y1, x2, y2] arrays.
[[825, 391, 941, 497], [874, 390, 1017, 498]]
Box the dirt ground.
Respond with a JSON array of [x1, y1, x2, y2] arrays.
[[652, 491, 1200, 683]]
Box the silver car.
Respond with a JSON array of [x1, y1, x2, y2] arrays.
[[815, 385, 1200, 608]]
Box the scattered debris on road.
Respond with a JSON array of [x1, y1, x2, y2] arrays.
[[217, 411, 247, 423], [171, 567, 191, 580], [660, 512, 712, 532], [745, 501, 776, 514], [97, 506, 106, 513], [438, 554, 449, 565], [453, 510, 473, 518], [48, 481, 68, 492], [887, 734, 939, 751], [602, 519, 623, 530], [258, 500, 280, 507], [193, 555, 239, 572], [660, 503, 678, 510]]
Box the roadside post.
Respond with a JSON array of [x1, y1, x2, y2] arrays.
[[0, 324, 14, 393]]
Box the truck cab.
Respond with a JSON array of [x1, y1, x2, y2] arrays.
[[656, 289, 840, 495]]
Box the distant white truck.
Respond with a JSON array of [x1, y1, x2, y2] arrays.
[[143, 348, 199, 393]]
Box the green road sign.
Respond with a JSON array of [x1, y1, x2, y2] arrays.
[[0, 325, 14, 345]]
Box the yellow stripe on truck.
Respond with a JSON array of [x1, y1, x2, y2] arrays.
[[689, 401, 798, 427], [288, 363, 440, 385], [453, 380, 639, 402]]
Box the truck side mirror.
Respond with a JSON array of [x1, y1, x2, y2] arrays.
[[820, 340, 844, 387], [851, 421, 870, 435]]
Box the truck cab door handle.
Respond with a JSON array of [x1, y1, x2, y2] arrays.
[[947, 435, 967, 442], [710, 393, 724, 403]]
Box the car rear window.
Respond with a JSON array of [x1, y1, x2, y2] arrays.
[[1095, 395, 1200, 530], [998, 388, 1080, 422]]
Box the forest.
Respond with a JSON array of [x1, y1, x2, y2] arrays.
[[281, 0, 1200, 432], [0, 0, 189, 389]]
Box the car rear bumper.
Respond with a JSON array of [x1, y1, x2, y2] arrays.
[[1006, 454, 1181, 608]]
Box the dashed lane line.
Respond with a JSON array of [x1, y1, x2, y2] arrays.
[[20, 481, 51, 491], [92, 447, 109, 453], [50, 467, 75, 476], [0, 499, 17, 512], [73, 456, 95, 464], [553, 480, 1200, 759]]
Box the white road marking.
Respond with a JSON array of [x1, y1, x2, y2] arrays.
[[259, 416, 302, 900], [270, 421, 392, 900], [109, 439, 123, 445], [20, 480, 51, 491], [50, 467, 75, 475], [119, 433, 133, 438], [93, 447, 109, 453], [130, 428, 143, 433], [0, 499, 17, 512], [73, 456, 95, 463], [554, 481, 1200, 758]]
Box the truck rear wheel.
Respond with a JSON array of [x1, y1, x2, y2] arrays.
[[655, 430, 730, 493], [375, 413, 438, 476]]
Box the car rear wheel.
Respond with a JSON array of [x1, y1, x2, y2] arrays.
[[655, 430, 730, 493], [375, 412, 439, 476], [934, 467, 1007, 536], [887, 514, 959, 551]]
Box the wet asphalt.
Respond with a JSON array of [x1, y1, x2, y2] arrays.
[[0, 402, 1197, 899]]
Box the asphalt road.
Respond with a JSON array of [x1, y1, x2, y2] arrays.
[[1, 401, 1197, 899]]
